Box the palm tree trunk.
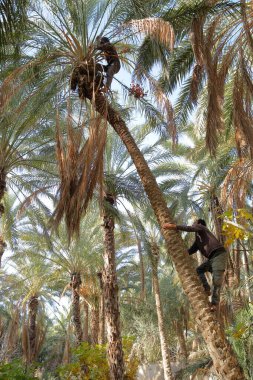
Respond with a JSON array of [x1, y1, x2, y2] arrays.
[[71, 272, 83, 343], [241, 243, 253, 302], [28, 295, 39, 362], [97, 272, 106, 344], [102, 196, 124, 380], [0, 167, 6, 268], [175, 320, 188, 365], [83, 302, 89, 342], [0, 236, 6, 268], [90, 92, 245, 380], [90, 301, 99, 344], [150, 242, 174, 380], [137, 237, 146, 300]]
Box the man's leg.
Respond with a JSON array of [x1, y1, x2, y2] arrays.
[[210, 251, 227, 305], [196, 261, 212, 294]]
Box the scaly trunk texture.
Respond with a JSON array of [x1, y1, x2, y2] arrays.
[[90, 301, 99, 345], [241, 244, 253, 302], [0, 236, 6, 268], [28, 296, 39, 362], [150, 242, 174, 380], [0, 167, 7, 268], [71, 272, 83, 343], [98, 293, 105, 344], [102, 197, 124, 380], [137, 237, 146, 300], [175, 320, 188, 365], [83, 302, 89, 342], [97, 272, 106, 345], [89, 92, 245, 380]]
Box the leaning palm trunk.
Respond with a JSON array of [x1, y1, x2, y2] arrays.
[[71, 272, 83, 343], [102, 196, 124, 380], [88, 92, 245, 380], [28, 295, 39, 362], [150, 242, 174, 380]]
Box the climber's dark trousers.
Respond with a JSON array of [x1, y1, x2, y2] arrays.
[[104, 61, 120, 89], [196, 250, 227, 305]]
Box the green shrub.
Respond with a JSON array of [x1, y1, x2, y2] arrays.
[[58, 337, 139, 380], [0, 360, 37, 380]]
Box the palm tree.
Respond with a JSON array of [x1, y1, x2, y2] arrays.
[[137, 212, 174, 380], [42, 213, 103, 344], [0, 98, 58, 266]]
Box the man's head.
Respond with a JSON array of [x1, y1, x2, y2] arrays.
[[100, 36, 110, 44], [196, 219, 206, 226]]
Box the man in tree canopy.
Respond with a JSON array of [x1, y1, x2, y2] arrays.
[[95, 36, 121, 92], [164, 219, 227, 311]]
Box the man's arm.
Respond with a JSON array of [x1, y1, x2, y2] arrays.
[[163, 223, 206, 232], [163, 224, 199, 255], [188, 241, 198, 255]]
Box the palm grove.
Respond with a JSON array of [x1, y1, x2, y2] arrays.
[[0, 0, 252, 379]]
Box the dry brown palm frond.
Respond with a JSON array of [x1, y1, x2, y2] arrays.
[[190, 17, 205, 66], [190, 64, 203, 103], [241, 58, 253, 97], [2, 307, 20, 360], [206, 75, 224, 155], [241, 0, 253, 56], [22, 321, 30, 363], [221, 158, 253, 209], [123, 18, 174, 50], [79, 274, 100, 302], [233, 71, 253, 157], [53, 107, 107, 239], [34, 319, 46, 359]]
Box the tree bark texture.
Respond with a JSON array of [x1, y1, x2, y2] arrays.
[[0, 167, 6, 268], [71, 272, 83, 343], [150, 242, 174, 380], [91, 93, 245, 380], [90, 301, 99, 345], [137, 237, 146, 300], [98, 273, 106, 345], [28, 295, 39, 362], [83, 302, 89, 342], [102, 205, 124, 380], [175, 320, 188, 365]]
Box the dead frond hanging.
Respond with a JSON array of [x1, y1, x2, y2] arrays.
[[53, 108, 107, 239], [123, 18, 174, 50], [190, 64, 203, 104], [233, 70, 253, 158], [2, 307, 20, 360], [221, 158, 253, 209]]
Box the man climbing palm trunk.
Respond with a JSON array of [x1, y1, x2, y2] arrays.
[[164, 219, 227, 311]]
